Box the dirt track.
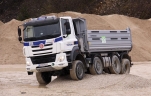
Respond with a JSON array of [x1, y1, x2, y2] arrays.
[[0, 62, 151, 96]]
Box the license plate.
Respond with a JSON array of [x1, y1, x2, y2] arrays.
[[38, 63, 48, 67]]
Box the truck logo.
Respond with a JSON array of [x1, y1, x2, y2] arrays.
[[39, 43, 44, 49], [101, 36, 106, 43]]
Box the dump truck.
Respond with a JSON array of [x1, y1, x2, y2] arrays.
[[18, 16, 132, 85]]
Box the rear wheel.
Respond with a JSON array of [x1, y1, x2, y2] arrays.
[[70, 60, 84, 80], [120, 59, 130, 74], [89, 57, 103, 75], [36, 72, 52, 85], [109, 55, 121, 74]]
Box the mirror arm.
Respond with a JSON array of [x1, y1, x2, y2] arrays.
[[18, 24, 24, 29], [18, 25, 23, 37], [63, 34, 69, 38], [20, 41, 24, 44]]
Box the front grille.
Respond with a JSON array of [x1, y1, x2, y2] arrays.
[[33, 52, 52, 55], [31, 44, 52, 48], [31, 43, 53, 56], [32, 48, 52, 52], [30, 54, 56, 64]]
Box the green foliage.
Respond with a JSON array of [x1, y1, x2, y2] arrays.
[[49, 0, 97, 13], [1, 0, 151, 22], [17, 6, 30, 21]]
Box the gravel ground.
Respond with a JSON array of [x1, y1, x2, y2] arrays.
[[0, 63, 151, 96]]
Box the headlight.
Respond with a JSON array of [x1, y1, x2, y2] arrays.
[[26, 61, 30, 66], [58, 56, 65, 62]]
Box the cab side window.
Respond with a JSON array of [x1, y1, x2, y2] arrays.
[[61, 19, 70, 35]]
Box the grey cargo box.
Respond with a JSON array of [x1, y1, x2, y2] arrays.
[[72, 18, 132, 53], [86, 28, 132, 52]]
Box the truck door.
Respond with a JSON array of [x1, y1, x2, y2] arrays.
[[61, 18, 77, 51], [73, 18, 88, 52]]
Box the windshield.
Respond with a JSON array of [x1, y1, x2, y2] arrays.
[[23, 21, 61, 41]]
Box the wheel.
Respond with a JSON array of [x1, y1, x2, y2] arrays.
[[36, 72, 52, 85], [70, 60, 84, 80], [89, 57, 103, 75], [120, 59, 130, 74], [109, 55, 121, 74]]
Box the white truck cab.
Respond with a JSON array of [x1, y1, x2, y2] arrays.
[[23, 16, 78, 72]]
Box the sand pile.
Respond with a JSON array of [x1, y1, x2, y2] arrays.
[[0, 21, 4, 26], [0, 19, 25, 64], [0, 11, 151, 64]]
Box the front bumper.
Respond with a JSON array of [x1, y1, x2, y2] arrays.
[[26, 53, 68, 72]]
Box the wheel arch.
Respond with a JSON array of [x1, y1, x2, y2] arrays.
[[120, 52, 131, 62], [70, 46, 87, 71], [70, 46, 80, 61]]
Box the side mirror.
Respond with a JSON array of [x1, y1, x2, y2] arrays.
[[18, 27, 21, 36], [18, 37, 22, 42]]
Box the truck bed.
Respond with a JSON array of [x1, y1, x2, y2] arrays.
[[86, 28, 132, 52]]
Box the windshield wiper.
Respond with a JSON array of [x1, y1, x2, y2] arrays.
[[24, 37, 39, 41]]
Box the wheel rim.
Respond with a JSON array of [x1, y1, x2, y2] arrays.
[[76, 64, 83, 78], [124, 63, 129, 73], [95, 61, 102, 72], [113, 60, 118, 69]]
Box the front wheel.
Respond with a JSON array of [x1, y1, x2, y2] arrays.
[[70, 60, 85, 80], [36, 72, 52, 85]]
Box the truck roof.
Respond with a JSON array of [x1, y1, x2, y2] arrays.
[[23, 16, 85, 27], [23, 16, 59, 27]]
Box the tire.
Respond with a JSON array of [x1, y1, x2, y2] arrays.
[[70, 60, 84, 80], [89, 57, 103, 75], [36, 72, 52, 85], [120, 59, 130, 74], [109, 55, 121, 74]]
